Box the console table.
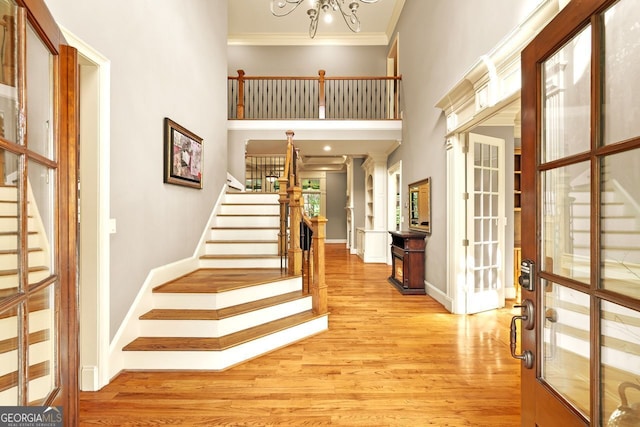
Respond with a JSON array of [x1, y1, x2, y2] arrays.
[[388, 231, 426, 295]]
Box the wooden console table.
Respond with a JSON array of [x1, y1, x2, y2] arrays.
[[388, 231, 426, 295]]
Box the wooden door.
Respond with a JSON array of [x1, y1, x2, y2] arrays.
[[519, 0, 640, 425], [0, 0, 78, 424]]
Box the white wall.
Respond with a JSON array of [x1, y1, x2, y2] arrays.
[[389, 0, 540, 294], [44, 0, 229, 339], [326, 171, 347, 241]]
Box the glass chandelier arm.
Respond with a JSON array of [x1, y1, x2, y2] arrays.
[[270, 0, 306, 17]]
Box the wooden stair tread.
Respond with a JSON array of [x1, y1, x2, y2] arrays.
[[123, 310, 324, 351], [153, 268, 299, 293], [0, 266, 48, 277], [140, 291, 306, 321]]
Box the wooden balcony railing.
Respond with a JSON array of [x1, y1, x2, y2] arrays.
[[277, 130, 327, 315], [228, 69, 402, 120]]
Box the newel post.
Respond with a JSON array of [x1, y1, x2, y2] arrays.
[[318, 69, 326, 119], [310, 216, 328, 315], [288, 186, 303, 275], [236, 69, 245, 119]]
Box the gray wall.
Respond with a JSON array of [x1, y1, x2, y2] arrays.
[[228, 45, 387, 76], [326, 172, 347, 241], [389, 0, 538, 293], [45, 0, 229, 339]]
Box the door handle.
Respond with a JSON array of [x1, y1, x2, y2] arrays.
[[510, 299, 534, 369]]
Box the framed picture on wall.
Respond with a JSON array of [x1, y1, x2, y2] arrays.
[[163, 117, 203, 189]]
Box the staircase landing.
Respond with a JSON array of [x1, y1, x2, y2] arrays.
[[154, 268, 292, 293]]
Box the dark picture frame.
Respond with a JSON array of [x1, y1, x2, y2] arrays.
[[164, 118, 203, 189]]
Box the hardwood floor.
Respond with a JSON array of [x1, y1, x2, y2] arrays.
[[79, 244, 521, 426]]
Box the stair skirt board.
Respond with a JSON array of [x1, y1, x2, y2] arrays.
[[152, 276, 302, 310], [123, 315, 328, 371], [139, 297, 312, 337]]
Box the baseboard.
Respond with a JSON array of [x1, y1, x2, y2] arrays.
[[425, 280, 452, 313], [80, 366, 99, 391], [326, 239, 346, 244]]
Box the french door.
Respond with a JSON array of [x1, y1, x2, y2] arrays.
[[0, 0, 78, 424], [466, 133, 505, 314], [519, 0, 640, 425]]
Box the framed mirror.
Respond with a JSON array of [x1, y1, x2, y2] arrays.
[[408, 178, 431, 234]]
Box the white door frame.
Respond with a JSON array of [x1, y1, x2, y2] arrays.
[[387, 160, 402, 264], [62, 28, 111, 391]]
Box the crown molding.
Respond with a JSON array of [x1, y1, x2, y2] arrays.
[[227, 32, 389, 46]]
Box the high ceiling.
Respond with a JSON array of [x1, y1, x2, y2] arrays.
[[228, 0, 406, 46], [230, 1, 407, 172]]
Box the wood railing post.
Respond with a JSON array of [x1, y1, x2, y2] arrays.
[[236, 69, 245, 119], [310, 216, 328, 314], [318, 69, 326, 119], [287, 186, 303, 275]]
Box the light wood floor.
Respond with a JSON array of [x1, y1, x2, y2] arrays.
[[79, 244, 521, 426]]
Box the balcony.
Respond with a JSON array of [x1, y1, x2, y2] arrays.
[[228, 69, 401, 120]]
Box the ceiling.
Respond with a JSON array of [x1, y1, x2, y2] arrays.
[[228, 0, 406, 46]]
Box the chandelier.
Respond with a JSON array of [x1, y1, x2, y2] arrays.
[[270, 0, 380, 39]]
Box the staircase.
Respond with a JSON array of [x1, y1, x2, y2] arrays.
[[566, 183, 640, 288], [120, 191, 328, 370], [0, 184, 53, 403]]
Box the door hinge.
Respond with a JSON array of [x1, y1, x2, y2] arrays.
[[462, 192, 469, 200], [462, 239, 469, 247]]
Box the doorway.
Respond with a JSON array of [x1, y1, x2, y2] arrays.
[[63, 29, 111, 392]]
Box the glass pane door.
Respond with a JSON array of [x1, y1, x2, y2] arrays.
[[466, 133, 505, 314]]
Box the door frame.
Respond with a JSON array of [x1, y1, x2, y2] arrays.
[[60, 27, 111, 392], [387, 160, 402, 264]]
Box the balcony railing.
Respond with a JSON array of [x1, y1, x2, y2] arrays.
[[228, 69, 402, 120]]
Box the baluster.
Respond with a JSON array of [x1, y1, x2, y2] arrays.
[[318, 70, 325, 119]]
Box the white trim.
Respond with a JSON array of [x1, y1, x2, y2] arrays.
[[326, 239, 347, 244], [425, 280, 452, 313], [61, 27, 111, 391], [228, 119, 402, 132], [227, 32, 389, 46], [387, 160, 402, 264]]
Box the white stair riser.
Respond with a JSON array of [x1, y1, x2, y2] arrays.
[[0, 217, 35, 230], [0, 187, 18, 201], [573, 231, 640, 247], [0, 251, 47, 270], [0, 234, 40, 251], [123, 315, 328, 371], [214, 215, 279, 228], [573, 217, 638, 231], [153, 277, 302, 310], [0, 202, 18, 216], [210, 228, 279, 241], [0, 270, 49, 290], [220, 204, 279, 215], [572, 203, 628, 218], [139, 297, 312, 337], [224, 193, 279, 205], [205, 242, 278, 255], [570, 191, 618, 204], [199, 257, 282, 269]]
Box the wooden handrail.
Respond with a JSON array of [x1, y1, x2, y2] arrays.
[[228, 69, 402, 120]]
